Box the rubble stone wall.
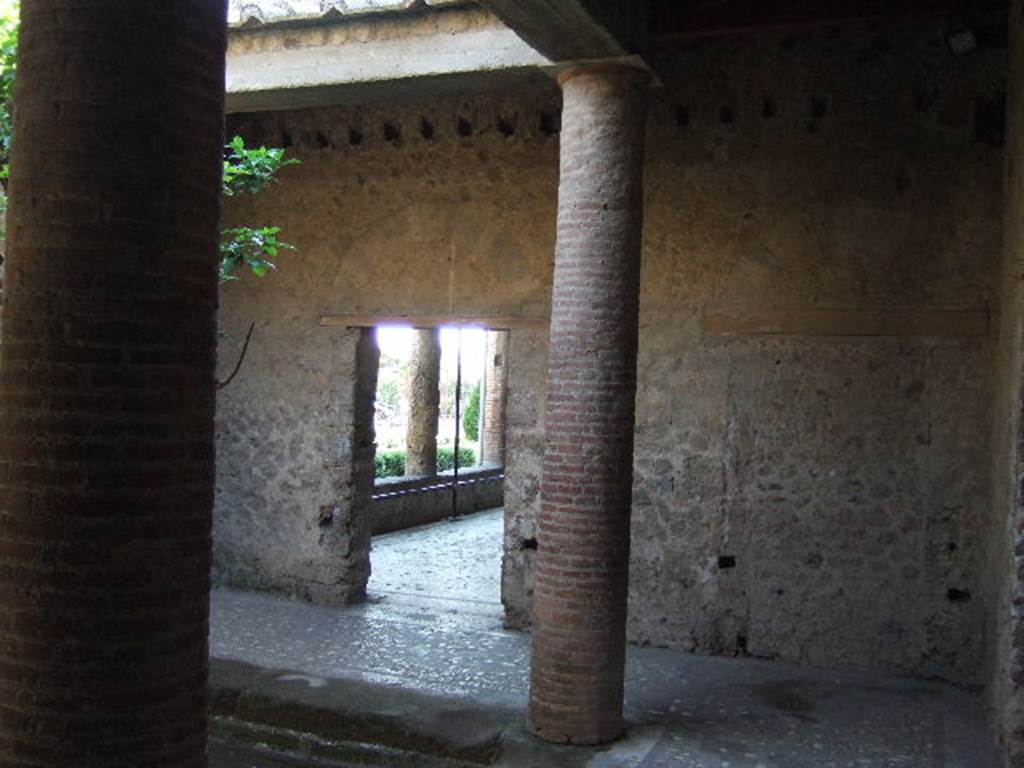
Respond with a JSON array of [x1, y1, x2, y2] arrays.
[[216, 20, 1004, 686]]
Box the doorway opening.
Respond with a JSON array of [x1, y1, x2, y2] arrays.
[[367, 324, 509, 618]]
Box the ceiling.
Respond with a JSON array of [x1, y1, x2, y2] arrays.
[[652, 0, 1008, 42]]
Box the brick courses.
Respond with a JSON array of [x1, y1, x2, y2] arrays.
[[528, 63, 649, 746], [0, 2, 226, 765]]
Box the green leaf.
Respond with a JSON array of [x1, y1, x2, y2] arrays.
[[0, 13, 301, 288], [219, 223, 293, 283], [222, 135, 300, 198]]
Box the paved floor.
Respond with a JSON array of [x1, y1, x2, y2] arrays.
[[210, 510, 996, 767], [368, 507, 504, 612], [211, 741, 333, 768]]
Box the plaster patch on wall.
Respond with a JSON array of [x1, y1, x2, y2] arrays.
[[336, 436, 352, 458]]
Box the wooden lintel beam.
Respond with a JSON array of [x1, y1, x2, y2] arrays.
[[320, 314, 549, 331], [324, 309, 988, 337]]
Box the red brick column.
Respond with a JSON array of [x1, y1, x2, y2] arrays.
[[0, 2, 226, 766], [529, 64, 649, 745]]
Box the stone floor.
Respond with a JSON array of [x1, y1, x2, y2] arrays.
[[210, 741, 326, 767], [210, 509, 996, 767], [368, 506, 504, 611]]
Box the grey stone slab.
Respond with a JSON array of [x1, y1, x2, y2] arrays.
[[211, 659, 506, 764], [225, 7, 549, 114]]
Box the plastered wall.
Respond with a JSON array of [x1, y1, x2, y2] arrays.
[[216, 19, 1005, 686]]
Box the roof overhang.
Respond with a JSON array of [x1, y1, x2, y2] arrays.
[[226, 4, 552, 113], [475, 0, 650, 61]]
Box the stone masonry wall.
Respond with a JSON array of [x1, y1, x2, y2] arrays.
[[620, 28, 1002, 686], [214, 314, 378, 604], [217, 19, 1004, 685], [989, 2, 1024, 764], [215, 89, 561, 602]]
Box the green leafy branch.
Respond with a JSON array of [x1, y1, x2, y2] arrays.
[[215, 138, 299, 386], [222, 135, 298, 198], [0, 9, 299, 389], [218, 136, 299, 284], [0, 4, 18, 189], [0, 7, 300, 286]]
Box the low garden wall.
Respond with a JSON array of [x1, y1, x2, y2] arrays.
[[371, 466, 504, 535]]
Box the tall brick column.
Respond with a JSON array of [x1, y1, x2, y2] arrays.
[[481, 330, 508, 466], [0, 2, 226, 766], [529, 64, 649, 746], [405, 327, 442, 476]]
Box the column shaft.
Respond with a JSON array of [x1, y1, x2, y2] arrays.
[[481, 330, 508, 466], [0, 2, 226, 766], [529, 64, 649, 746], [405, 327, 442, 476]]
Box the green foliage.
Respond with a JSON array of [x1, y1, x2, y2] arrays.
[[219, 225, 292, 282], [218, 137, 299, 283], [0, 7, 296, 275], [375, 377, 402, 417], [374, 446, 477, 479], [438, 446, 476, 473], [462, 382, 481, 442], [0, 4, 16, 187], [375, 350, 412, 428], [222, 136, 298, 198], [375, 450, 406, 480]]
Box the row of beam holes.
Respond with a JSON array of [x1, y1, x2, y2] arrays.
[[675, 96, 830, 134], [270, 94, 1003, 148], [279, 111, 562, 150], [676, 92, 1008, 147]]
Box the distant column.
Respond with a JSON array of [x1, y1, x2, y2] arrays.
[[481, 330, 509, 466], [529, 63, 649, 746], [405, 327, 442, 476]]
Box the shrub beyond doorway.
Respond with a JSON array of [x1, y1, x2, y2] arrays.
[[374, 446, 477, 479], [463, 382, 481, 442]]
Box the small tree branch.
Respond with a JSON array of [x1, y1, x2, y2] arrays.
[[217, 321, 256, 391]]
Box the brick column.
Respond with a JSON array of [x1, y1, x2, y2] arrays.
[[405, 327, 442, 476], [0, 3, 226, 767], [481, 330, 508, 466], [529, 63, 649, 746]]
